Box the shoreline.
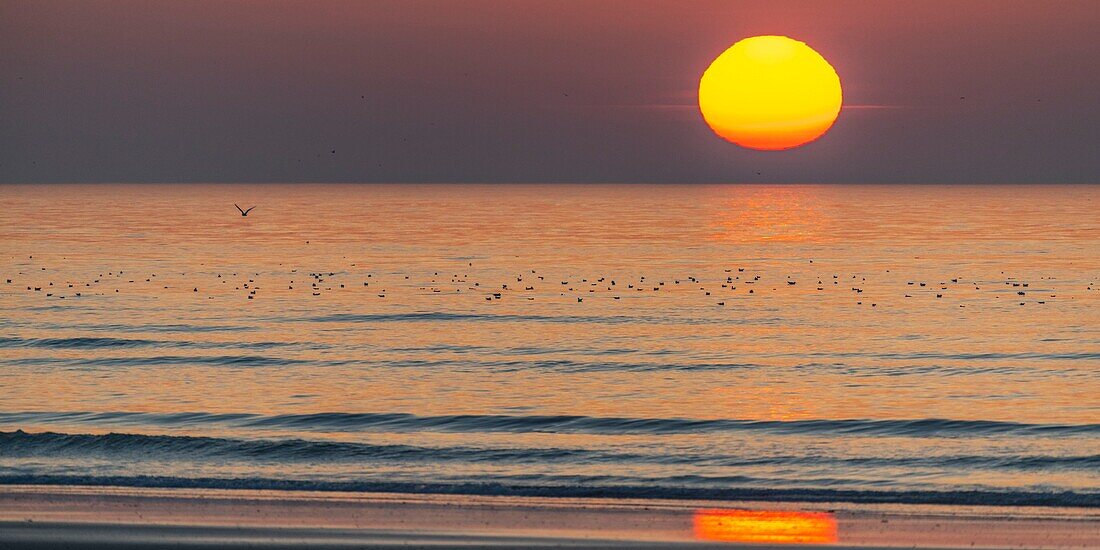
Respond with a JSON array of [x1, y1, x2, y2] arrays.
[[2, 470, 1097, 509], [1, 485, 1097, 549]]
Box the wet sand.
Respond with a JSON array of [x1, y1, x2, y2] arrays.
[[0, 485, 1097, 549]]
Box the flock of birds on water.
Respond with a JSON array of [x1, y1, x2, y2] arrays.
[[2, 205, 1095, 309], [4, 266, 1086, 310]]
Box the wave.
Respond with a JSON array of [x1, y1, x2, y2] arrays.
[[2, 354, 1093, 376], [0, 336, 160, 349], [0, 471, 1094, 508], [3, 411, 1097, 437], [0, 336, 292, 351], [348, 357, 771, 373], [2, 430, 1097, 471], [244, 413, 1100, 437], [0, 430, 592, 464], [0, 321, 260, 334], [788, 350, 1100, 362], [2, 355, 309, 367]]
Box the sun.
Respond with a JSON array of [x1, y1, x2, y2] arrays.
[[699, 36, 842, 151]]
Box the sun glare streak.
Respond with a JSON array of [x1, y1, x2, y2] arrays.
[[694, 509, 838, 544]]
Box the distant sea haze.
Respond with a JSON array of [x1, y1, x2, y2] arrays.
[[1, 183, 1097, 506]]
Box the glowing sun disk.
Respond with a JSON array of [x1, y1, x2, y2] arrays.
[[699, 36, 842, 150]]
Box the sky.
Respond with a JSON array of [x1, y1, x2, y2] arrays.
[[2, 0, 1098, 184]]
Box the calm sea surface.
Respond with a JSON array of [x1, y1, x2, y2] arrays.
[[1, 184, 1097, 505]]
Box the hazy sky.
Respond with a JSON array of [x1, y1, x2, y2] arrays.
[[2, 0, 1098, 184]]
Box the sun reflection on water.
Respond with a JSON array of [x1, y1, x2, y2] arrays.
[[694, 509, 838, 544]]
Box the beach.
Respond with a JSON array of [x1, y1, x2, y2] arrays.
[[2, 485, 1098, 548]]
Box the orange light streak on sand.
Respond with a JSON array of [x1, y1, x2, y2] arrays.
[[694, 509, 838, 544]]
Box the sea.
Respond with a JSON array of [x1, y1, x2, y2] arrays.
[[1, 183, 1097, 507]]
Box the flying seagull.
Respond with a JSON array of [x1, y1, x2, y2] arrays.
[[235, 204, 256, 217]]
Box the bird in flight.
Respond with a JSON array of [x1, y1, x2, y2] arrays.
[[235, 204, 256, 217]]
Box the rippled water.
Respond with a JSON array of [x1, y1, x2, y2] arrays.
[[1, 184, 1098, 505]]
